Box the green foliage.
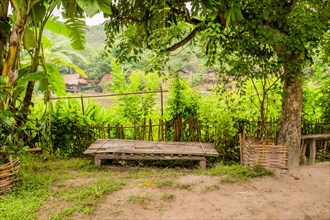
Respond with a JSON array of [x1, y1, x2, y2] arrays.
[[166, 73, 200, 121], [206, 163, 273, 182], [305, 55, 330, 123], [48, 99, 102, 156], [45, 16, 86, 50], [0, 77, 29, 161], [107, 60, 161, 127]]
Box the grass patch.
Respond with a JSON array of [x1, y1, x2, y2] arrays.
[[128, 194, 153, 204], [160, 193, 175, 202], [0, 155, 272, 220], [0, 155, 122, 220], [175, 183, 193, 190], [202, 184, 220, 193], [155, 180, 174, 188], [52, 178, 124, 217], [205, 163, 273, 182]]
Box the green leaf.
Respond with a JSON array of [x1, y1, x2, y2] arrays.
[[23, 28, 37, 50], [45, 16, 86, 50], [38, 77, 48, 92], [0, 22, 11, 31], [45, 63, 66, 95], [48, 52, 88, 78], [76, 0, 99, 17], [45, 17, 71, 38], [97, 0, 112, 15], [234, 8, 244, 21], [65, 18, 86, 50], [225, 8, 232, 27], [30, 1, 46, 24], [15, 71, 45, 86], [42, 34, 53, 50]]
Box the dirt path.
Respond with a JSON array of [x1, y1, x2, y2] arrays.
[[80, 162, 330, 220]]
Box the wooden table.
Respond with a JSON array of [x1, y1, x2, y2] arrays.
[[300, 134, 330, 165], [84, 139, 219, 169]]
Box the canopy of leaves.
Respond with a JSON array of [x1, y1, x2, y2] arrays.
[[99, 0, 329, 79]]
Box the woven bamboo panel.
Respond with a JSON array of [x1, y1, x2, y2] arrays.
[[243, 141, 287, 169], [0, 158, 20, 194]]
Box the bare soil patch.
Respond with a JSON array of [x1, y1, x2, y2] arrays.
[[87, 162, 330, 220]]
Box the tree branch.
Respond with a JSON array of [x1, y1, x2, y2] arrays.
[[167, 3, 203, 26], [165, 26, 202, 52]]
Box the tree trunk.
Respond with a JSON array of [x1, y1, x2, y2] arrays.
[[0, 0, 9, 74], [20, 81, 35, 117], [2, 23, 25, 86], [277, 70, 303, 169]]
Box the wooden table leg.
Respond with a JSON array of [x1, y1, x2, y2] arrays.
[[94, 156, 102, 167], [309, 139, 316, 165], [301, 141, 307, 164], [199, 160, 206, 169]]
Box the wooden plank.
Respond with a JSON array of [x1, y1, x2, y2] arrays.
[[301, 134, 330, 140], [97, 145, 218, 154], [93, 149, 218, 157], [84, 139, 219, 157], [95, 154, 206, 161]]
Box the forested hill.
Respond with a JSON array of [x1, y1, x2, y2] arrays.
[[49, 24, 211, 83], [85, 25, 107, 45]]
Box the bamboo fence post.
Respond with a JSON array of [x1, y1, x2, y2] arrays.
[[189, 116, 194, 142], [107, 124, 110, 139], [160, 85, 164, 118], [181, 116, 184, 141], [142, 118, 146, 141], [80, 94, 85, 115], [149, 119, 152, 141], [158, 119, 161, 141], [133, 121, 136, 140], [165, 121, 168, 141], [161, 119, 164, 141], [239, 133, 244, 166], [197, 119, 201, 142], [99, 124, 102, 139], [206, 121, 209, 142], [174, 119, 177, 141], [102, 124, 105, 139], [122, 125, 125, 139], [119, 125, 122, 139]]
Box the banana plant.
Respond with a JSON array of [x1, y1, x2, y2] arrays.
[[19, 0, 87, 118], [0, 0, 88, 157]]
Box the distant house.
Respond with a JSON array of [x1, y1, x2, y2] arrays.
[[176, 68, 192, 78], [62, 74, 87, 93], [202, 72, 218, 85], [97, 74, 113, 92]]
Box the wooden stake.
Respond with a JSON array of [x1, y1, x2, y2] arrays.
[[80, 94, 85, 115]]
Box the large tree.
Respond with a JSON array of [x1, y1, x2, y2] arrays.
[[94, 0, 330, 168]]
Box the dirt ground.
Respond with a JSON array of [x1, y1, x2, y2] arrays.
[[71, 162, 330, 220]]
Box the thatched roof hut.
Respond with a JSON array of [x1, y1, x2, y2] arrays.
[[62, 74, 87, 92], [97, 74, 113, 92]]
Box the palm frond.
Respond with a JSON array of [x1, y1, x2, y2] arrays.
[[65, 18, 86, 50], [45, 16, 86, 50], [47, 52, 88, 78]]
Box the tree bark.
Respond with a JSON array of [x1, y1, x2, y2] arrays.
[[0, 0, 9, 74], [20, 81, 35, 116], [2, 22, 25, 85], [277, 70, 303, 169]]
